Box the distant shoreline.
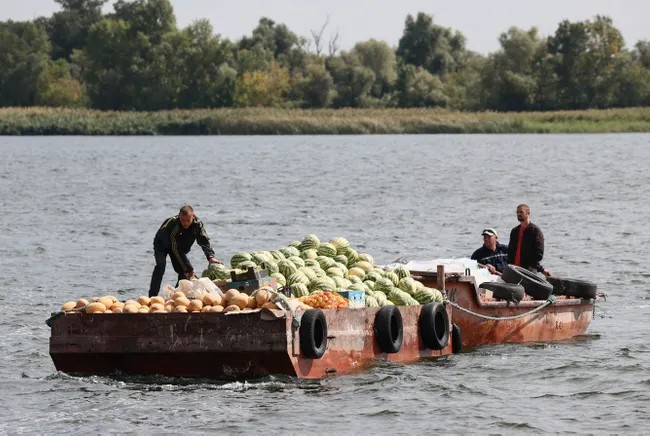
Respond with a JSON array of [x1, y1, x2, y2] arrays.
[[1, 107, 649, 135]]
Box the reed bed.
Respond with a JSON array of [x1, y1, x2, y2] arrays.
[[1, 107, 648, 135]]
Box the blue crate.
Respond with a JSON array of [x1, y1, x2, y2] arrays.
[[337, 290, 366, 308]]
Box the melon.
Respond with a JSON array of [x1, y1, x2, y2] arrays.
[[230, 293, 249, 310], [210, 305, 224, 312], [187, 300, 204, 312], [85, 302, 106, 313], [202, 293, 222, 306], [61, 301, 76, 311], [174, 296, 190, 307], [75, 298, 89, 308], [123, 304, 140, 313], [223, 304, 241, 313], [137, 296, 151, 307], [150, 296, 165, 305]]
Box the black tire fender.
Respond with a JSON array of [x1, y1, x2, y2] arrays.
[[374, 306, 403, 353], [419, 303, 450, 350], [480, 282, 525, 303], [502, 264, 553, 300], [299, 309, 328, 359], [547, 276, 597, 299], [452, 323, 462, 354]]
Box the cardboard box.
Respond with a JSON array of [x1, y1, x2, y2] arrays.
[[337, 290, 365, 308]]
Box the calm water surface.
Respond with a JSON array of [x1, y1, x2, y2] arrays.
[[1, 134, 648, 434]]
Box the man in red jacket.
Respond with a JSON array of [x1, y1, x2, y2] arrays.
[[507, 204, 550, 276]]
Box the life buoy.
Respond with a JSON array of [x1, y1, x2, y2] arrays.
[[480, 282, 525, 303], [502, 264, 553, 300], [299, 309, 328, 359], [547, 276, 597, 299], [419, 303, 449, 350], [374, 306, 403, 353], [452, 323, 462, 354]]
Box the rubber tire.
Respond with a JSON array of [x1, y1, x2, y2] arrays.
[[452, 323, 462, 354], [299, 309, 328, 359], [419, 303, 450, 350], [480, 282, 525, 303], [502, 264, 553, 300], [547, 276, 597, 299], [374, 306, 403, 353]]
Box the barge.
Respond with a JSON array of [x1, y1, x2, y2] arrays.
[[48, 303, 453, 379]]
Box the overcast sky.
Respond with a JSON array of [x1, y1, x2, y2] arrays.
[[2, 0, 648, 54]]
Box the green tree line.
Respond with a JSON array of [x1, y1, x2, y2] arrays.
[[1, 0, 649, 111]]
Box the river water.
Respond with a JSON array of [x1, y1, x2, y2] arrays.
[[0, 134, 648, 434]]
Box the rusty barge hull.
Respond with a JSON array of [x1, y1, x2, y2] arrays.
[[49, 305, 452, 379], [414, 271, 594, 349]]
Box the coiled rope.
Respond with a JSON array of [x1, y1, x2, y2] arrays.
[[443, 295, 557, 321]]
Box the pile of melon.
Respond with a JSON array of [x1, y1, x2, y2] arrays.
[[202, 234, 444, 308], [59, 287, 294, 314]]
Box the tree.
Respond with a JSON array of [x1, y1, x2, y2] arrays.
[[174, 20, 236, 108], [45, 0, 107, 60], [326, 55, 376, 107], [35, 58, 87, 107], [238, 17, 306, 71], [396, 12, 467, 76], [479, 27, 544, 110], [634, 40, 650, 68], [291, 59, 334, 108], [75, 0, 180, 110], [234, 62, 290, 107], [0, 20, 51, 106], [112, 0, 176, 44], [348, 39, 397, 99], [394, 64, 448, 107], [546, 16, 625, 109]]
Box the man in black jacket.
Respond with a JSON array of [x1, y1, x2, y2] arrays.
[[148, 205, 223, 297], [471, 228, 508, 274], [507, 204, 550, 276]]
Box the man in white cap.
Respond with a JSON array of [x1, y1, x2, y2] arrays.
[[471, 228, 508, 274]]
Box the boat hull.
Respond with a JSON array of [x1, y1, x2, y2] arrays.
[[49, 305, 453, 379], [413, 271, 594, 349]]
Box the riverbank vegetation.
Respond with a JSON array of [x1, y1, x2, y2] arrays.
[[1, 107, 648, 135], [1, 0, 649, 134]]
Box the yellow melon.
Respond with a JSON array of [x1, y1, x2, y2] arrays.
[[246, 296, 257, 309], [123, 304, 140, 313], [202, 293, 222, 306], [201, 305, 212, 312], [223, 289, 240, 305], [223, 304, 241, 313], [150, 296, 165, 306], [172, 291, 186, 300], [174, 306, 188, 313], [137, 296, 151, 307], [255, 289, 271, 306], [164, 303, 175, 312], [210, 305, 224, 313], [112, 306, 124, 313], [261, 302, 278, 310], [138, 307, 150, 313], [230, 293, 249, 310], [75, 298, 89, 308], [61, 301, 76, 311], [149, 303, 165, 312], [187, 300, 204, 312], [174, 296, 190, 307], [85, 302, 106, 314]]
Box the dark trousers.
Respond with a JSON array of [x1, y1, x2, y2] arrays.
[[148, 250, 185, 297]]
